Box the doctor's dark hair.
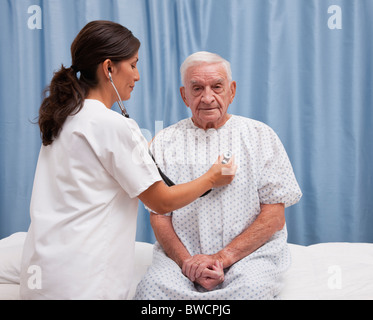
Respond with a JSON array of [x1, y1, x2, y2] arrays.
[[38, 20, 140, 146]]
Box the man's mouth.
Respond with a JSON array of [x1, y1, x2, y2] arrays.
[[200, 107, 217, 111]]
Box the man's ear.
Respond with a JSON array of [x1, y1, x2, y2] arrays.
[[180, 87, 189, 107], [229, 81, 237, 104]]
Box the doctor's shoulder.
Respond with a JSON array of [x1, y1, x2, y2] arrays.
[[72, 100, 135, 142]]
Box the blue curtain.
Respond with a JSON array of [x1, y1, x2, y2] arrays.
[[1, 0, 372, 245]]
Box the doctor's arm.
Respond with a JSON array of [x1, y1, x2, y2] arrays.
[[138, 156, 236, 215]]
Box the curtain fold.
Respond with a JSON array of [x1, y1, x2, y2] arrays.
[[0, 0, 372, 245]]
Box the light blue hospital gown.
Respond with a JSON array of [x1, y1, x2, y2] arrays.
[[134, 115, 302, 300]]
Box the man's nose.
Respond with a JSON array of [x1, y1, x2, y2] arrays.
[[201, 87, 215, 104]]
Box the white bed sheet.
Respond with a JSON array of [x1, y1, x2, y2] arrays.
[[282, 242, 373, 299], [1, 232, 372, 300]]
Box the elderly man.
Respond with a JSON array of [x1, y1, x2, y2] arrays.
[[134, 52, 302, 299]]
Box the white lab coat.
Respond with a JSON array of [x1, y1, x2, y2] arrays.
[[20, 99, 161, 299]]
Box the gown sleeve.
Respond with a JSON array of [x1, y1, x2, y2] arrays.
[[257, 127, 302, 208]]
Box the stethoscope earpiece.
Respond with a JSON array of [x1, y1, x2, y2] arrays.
[[108, 69, 129, 118]]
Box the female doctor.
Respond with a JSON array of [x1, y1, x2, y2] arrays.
[[19, 21, 236, 300]]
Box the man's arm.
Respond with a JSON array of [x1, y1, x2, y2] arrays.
[[217, 203, 285, 268], [150, 212, 191, 268], [151, 203, 285, 291], [183, 203, 286, 279], [150, 212, 224, 288]]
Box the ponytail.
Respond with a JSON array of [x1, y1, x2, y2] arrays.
[[38, 20, 140, 146], [38, 66, 87, 146]]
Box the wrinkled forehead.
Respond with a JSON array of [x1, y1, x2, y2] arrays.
[[186, 63, 229, 85]]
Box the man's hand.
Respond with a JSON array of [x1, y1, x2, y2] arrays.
[[194, 260, 224, 291], [182, 255, 225, 291]]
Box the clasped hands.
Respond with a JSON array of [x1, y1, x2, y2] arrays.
[[182, 254, 225, 291]]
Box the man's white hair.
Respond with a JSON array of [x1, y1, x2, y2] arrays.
[[180, 51, 232, 86]]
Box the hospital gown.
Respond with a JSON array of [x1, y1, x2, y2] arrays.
[[134, 115, 302, 300]]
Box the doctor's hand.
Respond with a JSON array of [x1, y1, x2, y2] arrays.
[[207, 154, 237, 188]]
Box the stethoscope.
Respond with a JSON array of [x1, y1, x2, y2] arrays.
[[108, 69, 130, 118], [108, 68, 211, 197]]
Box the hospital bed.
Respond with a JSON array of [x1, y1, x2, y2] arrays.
[[1, 232, 372, 300]]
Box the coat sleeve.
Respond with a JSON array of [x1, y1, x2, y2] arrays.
[[83, 114, 162, 199]]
